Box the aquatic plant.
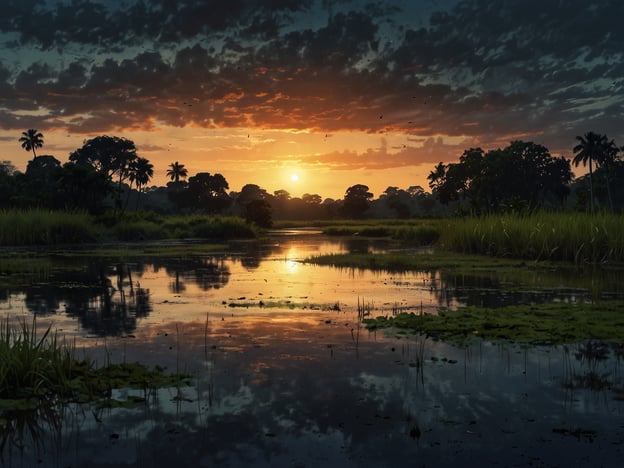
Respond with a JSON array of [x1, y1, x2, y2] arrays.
[[0, 318, 190, 411], [363, 301, 624, 346]]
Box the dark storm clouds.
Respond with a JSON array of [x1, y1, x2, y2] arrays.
[[1, 0, 622, 154]]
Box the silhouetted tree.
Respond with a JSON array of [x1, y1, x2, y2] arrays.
[[69, 135, 138, 182], [167, 161, 188, 182], [380, 186, 411, 218], [57, 162, 111, 213], [302, 193, 322, 205], [23, 155, 62, 207], [237, 184, 269, 205], [573, 132, 609, 213], [186, 172, 231, 213], [128, 157, 154, 209], [430, 141, 572, 213], [69, 135, 138, 211], [343, 184, 372, 218], [19, 129, 44, 158], [0, 161, 19, 209], [595, 139, 619, 211], [244, 199, 273, 228]]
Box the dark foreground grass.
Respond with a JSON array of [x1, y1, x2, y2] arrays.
[[0, 319, 191, 412], [364, 301, 624, 346]]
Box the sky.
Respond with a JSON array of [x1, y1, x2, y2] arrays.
[[1, 0, 623, 200]]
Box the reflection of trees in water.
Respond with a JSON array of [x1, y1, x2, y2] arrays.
[[190, 257, 230, 291], [429, 270, 606, 308], [17, 260, 153, 337], [153, 256, 231, 293], [343, 237, 371, 253], [563, 340, 616, 393], [64, 261, 152, 336], [24, 286, 61, 316]]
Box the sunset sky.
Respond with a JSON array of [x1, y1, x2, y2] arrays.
[[1, 0, 622, 199]]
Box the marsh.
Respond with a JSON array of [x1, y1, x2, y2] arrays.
[[1, 230, 623, 467]]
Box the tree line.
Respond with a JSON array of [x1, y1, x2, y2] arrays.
[[427, 133, 624, 214], [3, 129, 622, 227]]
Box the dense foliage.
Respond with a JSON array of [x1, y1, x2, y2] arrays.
[[3, 129, 623, 226]]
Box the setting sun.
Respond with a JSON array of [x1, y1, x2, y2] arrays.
[[290, 173, 300, 182]]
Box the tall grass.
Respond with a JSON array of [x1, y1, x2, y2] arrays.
[[439, 212, 624, 264], [0, 210, 260, 245], [0, 209, 96, 246], [0, 318, 191, 407], [99, 212, 259, 241], [0, 318, 88, 401]]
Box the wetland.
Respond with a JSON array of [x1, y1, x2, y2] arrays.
[[1, 229, 624, 467]]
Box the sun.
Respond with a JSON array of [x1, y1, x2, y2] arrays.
[[290, 173, 299, 182]]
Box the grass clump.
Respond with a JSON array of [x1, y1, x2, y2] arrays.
[[364, 301, 624, 346], [0, 319, 83, 402], [0, 318, 190, 412]]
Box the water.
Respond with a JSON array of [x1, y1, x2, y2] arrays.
[[1, 231, 624, 467]]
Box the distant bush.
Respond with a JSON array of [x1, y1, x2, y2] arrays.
[[394, 224, 440, 245], [0, 209, 259, 246], [112, 220, 166, 241]]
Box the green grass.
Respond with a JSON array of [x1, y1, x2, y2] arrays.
[[3, 211, 623, 264], [296, 212, 624, 265], [363, 301, 624, 346], [0, 209, 96, 246], [0, 209, 260, 246], [438, 212, 624, 264], [0, 318, 191, 411], [305, 250, 544, 272]]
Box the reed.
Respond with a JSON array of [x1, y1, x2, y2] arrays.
[[393, 224, 440, 245], [0, 209, 96, 246], [0, 318, 191, 410], [439, 212, 624, 264], [0, 318, 87, 401], [102, 212, 259, 241]]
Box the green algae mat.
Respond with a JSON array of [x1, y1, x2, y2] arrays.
[[364, 302, 624, 346]]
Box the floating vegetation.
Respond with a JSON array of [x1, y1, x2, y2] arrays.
[[305, 250, 545, 273], [363, 302, 624, 345], [227, 299, 336, 310]]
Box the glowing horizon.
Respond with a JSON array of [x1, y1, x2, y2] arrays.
[[0, 1, 618, 199]]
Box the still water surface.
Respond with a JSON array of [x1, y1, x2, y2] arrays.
[[1, 231, 623, 467]]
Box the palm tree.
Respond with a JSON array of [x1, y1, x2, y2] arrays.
[[596, 139, 619, 211], [19, 129, 44, 158], [167, 161, 188, 182], [128, 157, 154, 209], [573, 131, 608, 213]]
